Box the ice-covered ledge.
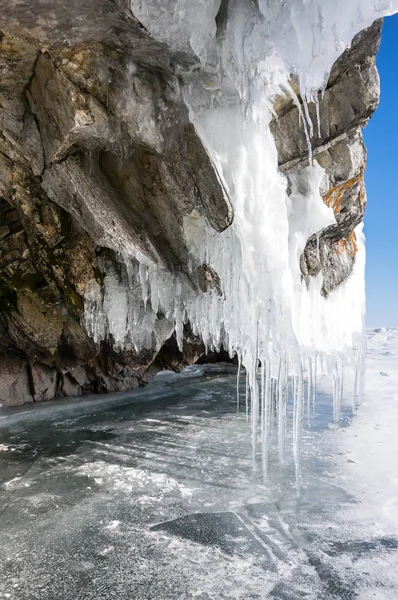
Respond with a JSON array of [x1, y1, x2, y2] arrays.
[[0, 2, 396, 420]]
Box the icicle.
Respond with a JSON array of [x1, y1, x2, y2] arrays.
[[236, 354, 242, 415], [261, 359, 272, 479], [311, 355, 317, 421], [332, 367, 338, 423], [250, 361, 260, 468], [291, 374, 296, 410], [311, 356, 316, 423], [245, 370, 249, 423], [270, 377, 276, 432], [277, 357, 287, 464], [292, 367, 304, 484], [283, 82, 313, 165], [339, 361, 344, 417], [260, 358, 266, 464], [300, 87, 314, 139], [332, 359, 344, 423], [251, 325, 261, 466], [139, 263, 148, 309], [306, 358, 312, 427], [314, 92, 321, 138]]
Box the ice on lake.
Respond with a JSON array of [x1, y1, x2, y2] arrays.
[[0, 329, 397, 599]]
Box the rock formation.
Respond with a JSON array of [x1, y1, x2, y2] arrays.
[[0, 1, 381, 405], [271, 22, 381, 297]]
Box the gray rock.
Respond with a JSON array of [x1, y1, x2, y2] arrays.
[[271, 20, 382, 296], [0, 357, 32, 406]]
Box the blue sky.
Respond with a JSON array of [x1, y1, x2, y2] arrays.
[[363, 14, 398, 327]]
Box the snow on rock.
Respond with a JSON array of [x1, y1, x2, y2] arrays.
[[83, 1, 398, 470]]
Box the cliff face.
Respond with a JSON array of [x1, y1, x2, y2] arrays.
[[0, 2, 381, 406], [271, 22, 381, 297]]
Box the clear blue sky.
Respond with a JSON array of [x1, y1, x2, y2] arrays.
[[364, 14, 398, 327]]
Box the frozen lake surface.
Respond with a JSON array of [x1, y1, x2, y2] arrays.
[[0, 329, 397, 599]]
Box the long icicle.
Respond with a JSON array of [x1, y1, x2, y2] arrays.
[[293, 366, 305, 485], [278, 357, 287, 464], [245, 370, 249, 422], [312, 355, 317, 421], [236, 353, 242, 415], [251, 360, 260, 469], [261, 356, 266, 469], [339, 361, 344, 421], [306, 358, 312, 427], [262, 360, 271, 479]]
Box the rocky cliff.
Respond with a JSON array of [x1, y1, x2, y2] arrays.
[[0, 1, 381, 405]]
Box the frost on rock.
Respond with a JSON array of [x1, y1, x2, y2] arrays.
[[85, 0, 398, 473]]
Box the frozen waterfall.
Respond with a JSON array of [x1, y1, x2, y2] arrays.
[[84, 0, 398, 477]]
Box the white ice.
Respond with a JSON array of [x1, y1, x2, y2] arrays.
[[84, 1, 398, 471], [1, 330, 398, 598]]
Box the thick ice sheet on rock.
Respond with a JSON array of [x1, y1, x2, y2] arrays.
[[87, 1, 394, 356], [85, 1, 398, 468]]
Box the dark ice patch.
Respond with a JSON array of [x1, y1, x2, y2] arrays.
[[326, 536, 398, 557], [151, 511, 270, 559]]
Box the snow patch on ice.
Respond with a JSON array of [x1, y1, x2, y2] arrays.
[[77, 461, 193, 500], [335, 329, 398, 538]]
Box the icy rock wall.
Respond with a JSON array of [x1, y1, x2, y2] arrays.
[[120, 0, 396, 362], [82, 1, 398, 471], [0, 0, 394, 422]]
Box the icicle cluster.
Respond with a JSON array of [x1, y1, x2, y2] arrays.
[[85, 0, 398, 477]]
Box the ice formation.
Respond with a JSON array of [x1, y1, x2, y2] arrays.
[[85, 0, 398, 477]]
